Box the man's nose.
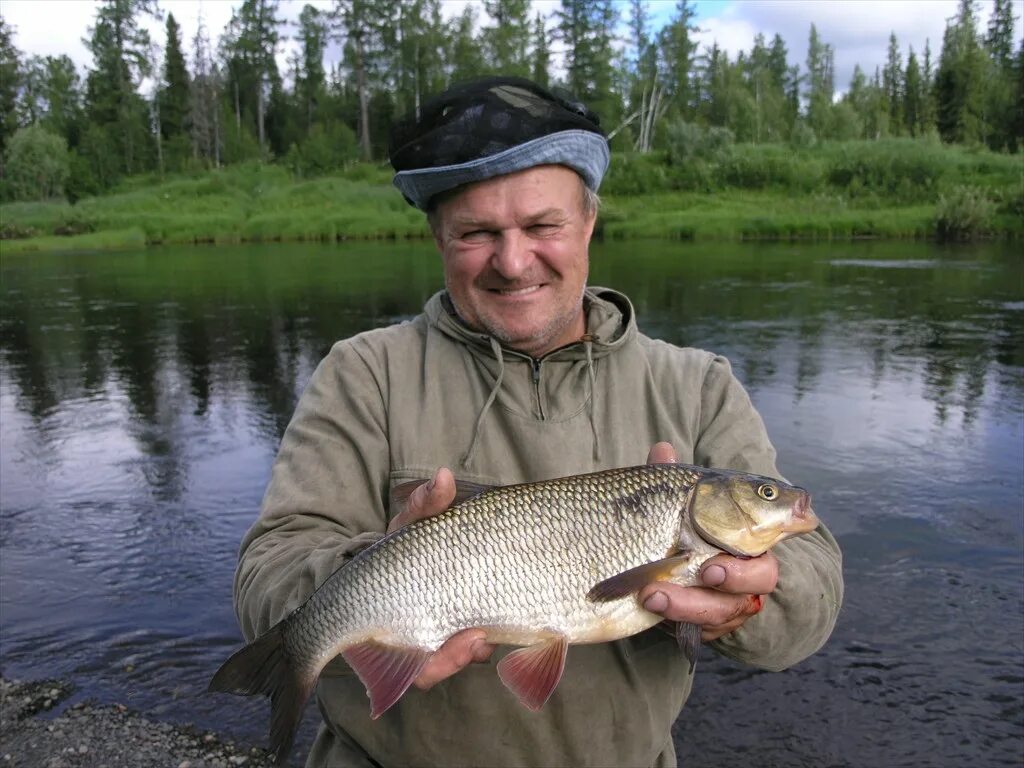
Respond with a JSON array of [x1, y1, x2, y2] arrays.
[[491, 230, 532, 278]]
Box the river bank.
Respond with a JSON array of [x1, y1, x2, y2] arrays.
[[1, 139, 1020, 254], [0, 677, 277, 768]]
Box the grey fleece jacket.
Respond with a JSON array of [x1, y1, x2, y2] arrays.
[[234, 287, 843, 768]]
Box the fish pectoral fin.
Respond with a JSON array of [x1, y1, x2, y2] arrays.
[[341, 641, 433, 719], [586, 553, 694, 602], [496, 636, 569, 711], [389, 478, 496, 509]]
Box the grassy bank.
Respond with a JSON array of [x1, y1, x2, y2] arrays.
[[1, 139, 1021, 251]]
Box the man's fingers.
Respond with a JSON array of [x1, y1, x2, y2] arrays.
[[699, 552, 779, 595], [413, 629, 495, 691], [646, 442, 677, 465], [638, 582, 764, 628], [388, 467, 456, 533], [700, 598, 764, 642]]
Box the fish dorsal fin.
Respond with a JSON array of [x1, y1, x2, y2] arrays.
[[496, 636, 568, 711], [587, 553, 694, 602], [341, 641, 433, 719], [389, 478, 496, 509]]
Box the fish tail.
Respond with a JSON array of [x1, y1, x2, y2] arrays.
[[208, 622, 314, 765]]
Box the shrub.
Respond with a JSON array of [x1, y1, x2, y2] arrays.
[[665, 120, 734, 165], [4, 125, 70, 201], [789, 121, 818, 149], [602, 153, 672, 195], [935, 185, 996, 240]]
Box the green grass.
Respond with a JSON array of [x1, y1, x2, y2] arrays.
[[1, 140, 1021, 251], [1, 227, 146, 254], [599, 192, 939, 240]]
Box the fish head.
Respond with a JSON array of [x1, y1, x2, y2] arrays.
[[687, 473, 818, 556]]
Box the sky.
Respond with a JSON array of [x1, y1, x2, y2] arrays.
[[2, 0, 1021, 97]]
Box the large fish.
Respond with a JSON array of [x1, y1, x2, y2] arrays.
[[210, 463, 818, 763]]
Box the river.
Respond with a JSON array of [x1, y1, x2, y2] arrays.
[[1, 240, 1021, 767]]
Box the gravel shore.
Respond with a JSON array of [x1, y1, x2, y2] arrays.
[[0, 677, 279, 768]]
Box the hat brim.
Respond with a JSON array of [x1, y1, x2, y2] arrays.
[[392, 130, 610, 211]]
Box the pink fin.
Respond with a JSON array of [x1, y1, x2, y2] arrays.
[[341, 641, 432, 719], [389, 479, 496, 508], [496, 636, 568, 711], [587, 553, 694, 602]]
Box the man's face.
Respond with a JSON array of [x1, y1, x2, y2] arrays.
[[433, 165, 597, 359]]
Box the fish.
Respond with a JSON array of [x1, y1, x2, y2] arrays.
[[209, 463, 818, 764]]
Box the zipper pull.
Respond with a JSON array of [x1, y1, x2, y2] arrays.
[[532, 359, 542, 384]]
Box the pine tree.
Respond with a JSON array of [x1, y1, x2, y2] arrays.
[[482, 0, 531, 78], [934, 0, 987, 143], [190, 14, 221, 166], [983, 0, 1020, 150], [746, 33, 786, 142], [882, 32, 903, 134], [159, 13, 190, 168], [40, 56, 83, 149], [392, 0, 446, 123], [657, 0, 698, 120], [985, 0, 1017, 70], [921, 38, 937, 131], [83, 0, 160, 178], [296, 4, 327, 132], [531, 13, 551, 88], [447, 6, 485, 84], [0, 16, 19, 163], [18, 55, 45, 125], [805, 24, 834, 137], [903, 47, 924, 136], [555, 0, 621, 126], [843, 64, 870, 138], [224, 0, 282, 152], [334, 0, 388, 161]]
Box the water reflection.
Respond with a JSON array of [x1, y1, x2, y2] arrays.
[[1, 240, 1021, 766]]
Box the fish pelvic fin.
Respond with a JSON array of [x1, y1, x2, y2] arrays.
[[341, 641, 433, 719], [674, 621, 701, 673], [496, 636, 569, 711], [587, 553, 695, 602], [208, 622, 315, 765]]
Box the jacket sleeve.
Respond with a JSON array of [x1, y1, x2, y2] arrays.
[[693, 355, 844, 671], [233, 340, 390, 641]]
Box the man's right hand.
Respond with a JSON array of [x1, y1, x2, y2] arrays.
[[387, 467, 497, 690]]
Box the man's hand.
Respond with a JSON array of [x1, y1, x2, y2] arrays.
[[387, 467, 496, 689], [641, 442, 779, 642]]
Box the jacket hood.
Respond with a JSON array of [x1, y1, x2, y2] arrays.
[[423, 286, 637, 467], [424, 286, 637, 362]]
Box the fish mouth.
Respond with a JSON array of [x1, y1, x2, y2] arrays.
[[785, 493, 819, 533]]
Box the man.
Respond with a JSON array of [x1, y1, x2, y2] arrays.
[[234, 77, 843, 767]]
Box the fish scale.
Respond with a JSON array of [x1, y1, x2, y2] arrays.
[[210, 462, 818, 765], [299, 466, 692, 654]]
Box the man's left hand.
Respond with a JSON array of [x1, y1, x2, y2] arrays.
[[642, 442, 779, 642]]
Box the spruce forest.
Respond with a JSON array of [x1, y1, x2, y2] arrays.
[[1, 0, 1021, 247]]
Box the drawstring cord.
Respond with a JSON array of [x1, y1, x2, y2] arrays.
[[461, 334, 601, 468], [582, 335, 600, 461], [461, 336, 505, 469]]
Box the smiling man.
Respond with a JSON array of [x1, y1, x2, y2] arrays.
[[233, 77, 843, 767]]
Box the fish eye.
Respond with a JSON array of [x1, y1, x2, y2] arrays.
[[757, 484, 778, 501]]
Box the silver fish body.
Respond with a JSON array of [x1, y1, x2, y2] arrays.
[[210, 463, 817, 764]]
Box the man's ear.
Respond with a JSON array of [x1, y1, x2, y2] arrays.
[[583, 209, 597, 244]]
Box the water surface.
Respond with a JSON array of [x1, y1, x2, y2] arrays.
[[1, 240, 1021, 766]]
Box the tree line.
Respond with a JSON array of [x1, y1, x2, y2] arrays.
[[0, 0, 1020, 203]]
